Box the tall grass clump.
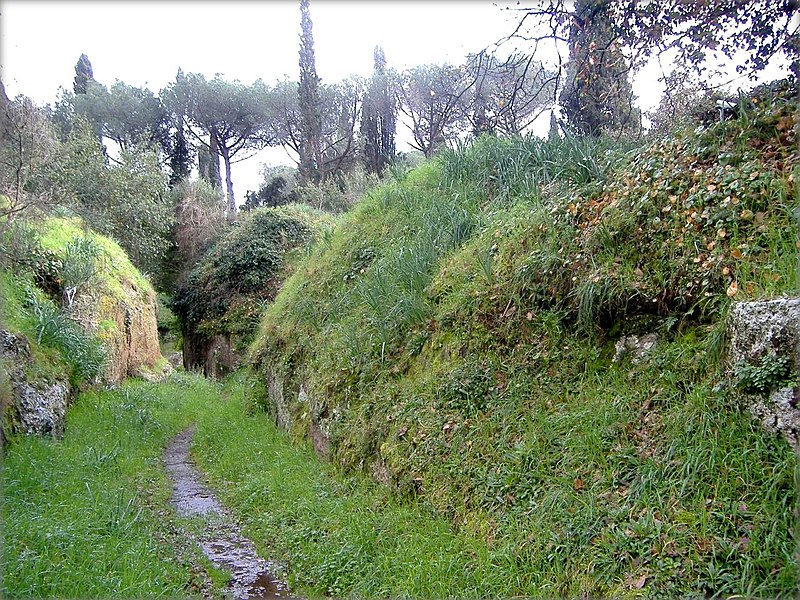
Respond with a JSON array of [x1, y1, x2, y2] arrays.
[[439, 133, 630, 203], [25, 287, 106, 383]]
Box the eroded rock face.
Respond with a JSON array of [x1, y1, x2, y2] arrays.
[[263, 370, 332, 459], [266, 366, 292, 431], [71, 278, 162, 384], [1, 329, 72, 438], [728, 298, 800, 447]]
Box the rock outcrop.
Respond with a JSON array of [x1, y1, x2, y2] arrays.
[[728, 298, 800, 446], [1, 217, 167, 441], [71, 277, 162, 384], [1, 329, 72, 439], [263, 367, 332, 458]]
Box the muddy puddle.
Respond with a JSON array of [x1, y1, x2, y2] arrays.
[[164, 426, 296, 600]]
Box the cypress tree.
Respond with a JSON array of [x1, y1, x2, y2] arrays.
[[298, 0, 323, 183], [168, 118, 191, 187], [73, 54, 94, 95], [198, 129, 222, 190], [559, 0, 640, 136], [361, 46, 396, 175]]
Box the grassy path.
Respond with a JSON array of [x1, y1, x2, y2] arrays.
[[1, 373, 519, 599], [3, 370, 798, 598]]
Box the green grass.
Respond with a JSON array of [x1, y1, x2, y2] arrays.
[[3, 362, 797, 597], [37, 215, 153, 300], [191, 373, 522, 599], [1, 377, 203, 598]]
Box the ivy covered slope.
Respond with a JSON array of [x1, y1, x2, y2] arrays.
[[252, 82, 798, 596], [1, 214, 164, 435], [172, 204, 333, 377]]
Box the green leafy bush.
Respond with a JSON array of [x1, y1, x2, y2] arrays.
[[172, 206, 331, 348], [49, 118, 172, 277]]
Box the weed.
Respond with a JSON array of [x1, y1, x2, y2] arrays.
[[734, 354, 795, 395]]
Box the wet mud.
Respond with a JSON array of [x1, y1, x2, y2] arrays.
[[164, 426, 295, 600]]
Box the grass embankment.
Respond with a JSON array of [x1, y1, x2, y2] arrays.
[[1, 214, 159, 389], [3, 84, 798, 599], [250, 82, 799, 596], [4, 373, 590, 599]]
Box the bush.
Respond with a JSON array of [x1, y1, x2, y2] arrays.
[[50, 119, 172, 277], [171, 206, 324, 339]]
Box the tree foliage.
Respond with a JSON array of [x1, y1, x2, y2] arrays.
[[244, 176, 295, 211], [464, 51, 558, 136], [558, 0, 640, 136], [269, 78, 361, 182], [72, 54, 94, 95], [0, 95, 60, 224], [163, 69, 194, 187], [72, 80, 171, 153], [164, 72, 273, 212], [49, 118, 172, 275], [319, 77, 362, 178], [398, 63, 474, 158], [505, 0, 800, 134]]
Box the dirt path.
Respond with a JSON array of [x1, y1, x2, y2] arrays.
[[164, 426, 296, 600]]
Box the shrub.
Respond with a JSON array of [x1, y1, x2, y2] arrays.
[[172, 206, 325, 339], [734, 354, 795, 395]]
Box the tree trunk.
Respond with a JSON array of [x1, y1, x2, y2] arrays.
[[221, 145, 236, 214], [209, 127, 223, 189]]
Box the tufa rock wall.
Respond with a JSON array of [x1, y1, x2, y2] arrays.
[[72, 278, 163, 384], [263, 367, 332, 459], [1, 329, 72, 439], [728, 297, 800, 447]]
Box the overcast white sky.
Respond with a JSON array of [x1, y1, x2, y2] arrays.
[[0, 1, 794, 197], [1, 0, 529, 193]]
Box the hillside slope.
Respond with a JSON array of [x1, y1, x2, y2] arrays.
[[251, 82, 798, 596], [1, 215, 165, 438]]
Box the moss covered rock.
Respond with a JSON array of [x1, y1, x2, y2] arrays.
[[36, 217, 164, 384]]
